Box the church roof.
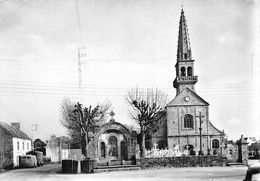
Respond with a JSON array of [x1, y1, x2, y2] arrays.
[[0, 121, 31, 140], [167, 87, 209, 107], [208, 120, 225, 134]]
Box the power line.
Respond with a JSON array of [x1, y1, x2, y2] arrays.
[[0, 79, 257, 88]]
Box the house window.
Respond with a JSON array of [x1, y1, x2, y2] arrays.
[[23, 142, 24, 150], [212, 139, 219, 149], [17, 141, 19, 150], [184, 114, 193, 129], [27, 143, 29, 150]]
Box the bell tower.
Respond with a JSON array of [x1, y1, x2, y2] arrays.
[[173, 9, 198, 95]]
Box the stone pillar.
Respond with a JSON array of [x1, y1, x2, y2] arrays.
[[237, 135, 248, 164], [241, 142, 248, 164]]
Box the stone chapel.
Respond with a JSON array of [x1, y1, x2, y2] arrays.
[[88, 111, 138, 162], [152, 9, 226, 155]]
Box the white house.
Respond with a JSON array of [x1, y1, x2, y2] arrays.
[[0, 122, 32, 169]]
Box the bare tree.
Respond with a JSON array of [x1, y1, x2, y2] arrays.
[[60, 98, 111, 158], [125, 87, 168, 158]]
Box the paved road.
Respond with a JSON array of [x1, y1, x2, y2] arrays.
[[0, 163, 248, 181]]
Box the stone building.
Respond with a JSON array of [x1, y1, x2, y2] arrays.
[[88, 113, 137, 162], [152, 9, 226, 155], [0, 122, 32, 169], [45, 135, 80, 163]]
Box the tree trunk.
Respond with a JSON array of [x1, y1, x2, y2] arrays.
[[141, 133, 146, 158], [81, 134, 86, 157], [85, 132, 89, 158]]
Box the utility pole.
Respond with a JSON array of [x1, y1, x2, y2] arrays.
[[196, 112, 204, 155], [31, 124, 37, 151], [78, 46, 86, 102]]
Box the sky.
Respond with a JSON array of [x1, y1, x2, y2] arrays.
[[0, 0, 259, 142]]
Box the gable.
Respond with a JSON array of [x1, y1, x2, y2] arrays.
[[167, 88, 209, 107]]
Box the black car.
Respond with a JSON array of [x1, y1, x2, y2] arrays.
[[244, 163, 260, 181]]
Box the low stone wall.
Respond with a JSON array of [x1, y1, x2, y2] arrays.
[[136, 156, 227, 169]]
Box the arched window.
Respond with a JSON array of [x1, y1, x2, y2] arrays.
[[184, 114, 193, 129], [120, 141, 126, 159], [181, 67, 186, 76], [100, 142, 106, 158], [108, 136, 117, 157], [187, 66, 192, 76], [212, 139, 219, 149]]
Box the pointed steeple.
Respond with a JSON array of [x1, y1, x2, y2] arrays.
[[177, 9, 192, 61], [173, 9, 197, 95]]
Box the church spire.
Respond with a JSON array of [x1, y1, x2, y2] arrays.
[[177, 9, 192, 61], [173, 9, 197, 94]]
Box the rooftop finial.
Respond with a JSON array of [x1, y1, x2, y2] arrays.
[[109, 110, 115, 123]]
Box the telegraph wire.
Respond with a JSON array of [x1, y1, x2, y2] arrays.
[[0, 79, 257, 89]]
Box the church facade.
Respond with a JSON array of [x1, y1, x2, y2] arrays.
[[152, 9, 226, 155]]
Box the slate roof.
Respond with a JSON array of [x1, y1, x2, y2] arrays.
[[0, 121, 31, 140]]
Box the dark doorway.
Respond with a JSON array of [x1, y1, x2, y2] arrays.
[[120, 141, 126, 159], [101, 142, 106, 158], [108, 136, 117, 157]]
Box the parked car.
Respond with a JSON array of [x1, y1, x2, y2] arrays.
[[19, 155, 37, 168], [26, 151, 43, 166], [244, 162, 260, 181]]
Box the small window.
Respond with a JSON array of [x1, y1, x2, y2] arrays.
[[212, 139, 219, 149], [187, 66, 192, 76], [27, 143, 29, 150], [184, 53, 188, 59], [184, 114, 193, 129], [181, 67, 186, 76], [23, 142, 24, 150], [17, 141, 19, 150]]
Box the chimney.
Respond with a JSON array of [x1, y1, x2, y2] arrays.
[[11, 122, 20, 130]]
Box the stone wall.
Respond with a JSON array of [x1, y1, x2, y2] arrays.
[[136, 156, 227, 169], [0, 127, 13, 169]]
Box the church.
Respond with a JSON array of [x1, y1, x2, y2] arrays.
[[87, 9, 226, 162], [152, 9, 226, 155]]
